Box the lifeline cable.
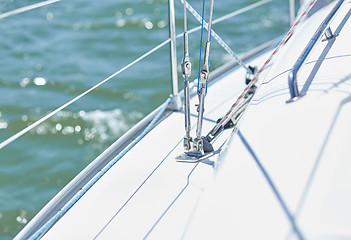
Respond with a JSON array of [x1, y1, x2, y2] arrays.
[[207, 0, 318, 141], [0, 0, 61, 19], [0, 39, 171, 150], [0, 1, 267, 150]]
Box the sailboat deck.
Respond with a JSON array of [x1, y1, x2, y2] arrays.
[[39, 45, 270, 239], [186, 2, 351, 239], [18, 1, 351, 239]]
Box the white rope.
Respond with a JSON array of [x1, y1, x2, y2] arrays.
[[0, 0, 61, 19], [0, 38, 171, 150]]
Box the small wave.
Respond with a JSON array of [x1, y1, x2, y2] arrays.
[[20, 108, 143, 145], [80, 108, 143, 142]]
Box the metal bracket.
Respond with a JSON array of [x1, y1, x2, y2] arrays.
[[245, 65, 257, 85], [185, 136, 214, 158], [286, 0, 344, 103], [192, 137, 205, 156], [322, 27, 338, 42], [183, 137, 192, 152]]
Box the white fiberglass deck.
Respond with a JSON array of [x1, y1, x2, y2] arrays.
[[40, 40, 269, 240], [186, 2, 351, 240], [36, 1, 351, 239]]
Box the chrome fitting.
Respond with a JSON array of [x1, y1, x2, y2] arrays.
[[183, 137, 193, 152], [192, 137, 205, 156]]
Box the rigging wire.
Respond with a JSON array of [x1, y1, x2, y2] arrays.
[[0, 39, 171, 150], [177, 0, 272, 37], [197, 0, 206, 90], [0, 1, 269, 150], [182, 0, 192, 151], [202, 0, 214, 90], [183, 0, 188, 33], [180, 0, 260, 73], [207, 0, 318, 141], [0, 0, 61, 19], [206, 0, 214, 43], [193, 0, 215, 155]]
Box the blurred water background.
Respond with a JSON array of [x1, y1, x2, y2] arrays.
[[0, 0, 291, 238]]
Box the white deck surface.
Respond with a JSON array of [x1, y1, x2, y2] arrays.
[[41, 1, 351, 239], [42, 37, 270, 240], [185, 2, 351, 240]]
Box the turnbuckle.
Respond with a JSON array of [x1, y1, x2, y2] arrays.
[[182, 36, 193, 153], [183, 41, 214, 157]]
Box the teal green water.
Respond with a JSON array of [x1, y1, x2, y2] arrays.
[[0, 0, 289, 238]]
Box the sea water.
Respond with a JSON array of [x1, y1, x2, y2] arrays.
[[0, 0, 289, 238]]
